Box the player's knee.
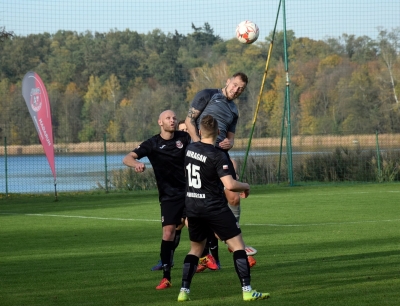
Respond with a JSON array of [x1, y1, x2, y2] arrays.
[[162, 226, 176, 240]]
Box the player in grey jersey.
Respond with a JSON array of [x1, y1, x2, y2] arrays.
[[185, 72, 257, 268]]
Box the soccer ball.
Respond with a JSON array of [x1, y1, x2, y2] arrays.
[[236, 20, 259, 44]]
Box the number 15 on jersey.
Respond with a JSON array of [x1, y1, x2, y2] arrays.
[[186, 163, 201, 188]]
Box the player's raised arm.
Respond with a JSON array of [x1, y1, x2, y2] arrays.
[[185, 106, 201, 142]]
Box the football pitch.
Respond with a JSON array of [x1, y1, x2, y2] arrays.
[[1, 183, 399, 306]]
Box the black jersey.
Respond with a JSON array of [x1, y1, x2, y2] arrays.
[[184, 141, 233, 216], [133, 131, 191, 202], [190, 88, 239, 146]]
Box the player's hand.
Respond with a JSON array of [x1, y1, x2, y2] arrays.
[[176, 222, 185, 230], [219, 138, 233, 150], [239, 183, 250, 198], [134, 163, 146, 173], [239, 189, 250, 198]]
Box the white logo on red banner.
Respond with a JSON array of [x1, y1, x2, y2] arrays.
[[30, 88, 42, 112]]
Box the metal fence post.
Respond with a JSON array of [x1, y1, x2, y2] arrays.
[[375, 130, 381, 181], [282, 0, 294, 186], [4, 137, 8, 196], [103, 133, 109, 193]]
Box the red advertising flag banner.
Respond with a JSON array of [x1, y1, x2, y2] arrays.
[[22, 71, 56, 180]]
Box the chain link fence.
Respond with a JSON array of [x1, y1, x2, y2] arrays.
[[1, 132, 399, 194], [1, 0, 400, 193]]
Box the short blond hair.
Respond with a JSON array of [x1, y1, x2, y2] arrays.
[[200, 115, 218, 138]]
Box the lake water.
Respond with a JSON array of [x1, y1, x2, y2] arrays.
[[0, 154, 133, 193], [1, 151, 285, 194], [1, 149, 337, 194]]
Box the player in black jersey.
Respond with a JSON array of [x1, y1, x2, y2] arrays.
[[123, 110, 191, 290], [181, 121, 220, 272], [177, 115, 270, 302], [185, 72, 257, 267]]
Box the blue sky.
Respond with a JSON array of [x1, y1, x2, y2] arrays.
[[2, 0, 400, 41]]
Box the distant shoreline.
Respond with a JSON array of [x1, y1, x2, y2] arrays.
[[1, 134, 399, 155]]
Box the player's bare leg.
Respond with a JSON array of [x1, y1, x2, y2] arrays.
[[156, 224, 176, 290], [225, 189, 257, 266]]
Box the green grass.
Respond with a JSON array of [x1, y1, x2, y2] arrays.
[[1, 183, 400, 306]]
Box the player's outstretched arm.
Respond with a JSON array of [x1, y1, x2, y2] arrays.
[[122, 152, 146, 173], [220, 175, 250, 198]]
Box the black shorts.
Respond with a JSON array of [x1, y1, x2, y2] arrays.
[[160, 198, 185, 227], [187, 209, 241, 242]]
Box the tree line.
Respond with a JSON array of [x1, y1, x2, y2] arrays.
[[0, 24, 399, 145]]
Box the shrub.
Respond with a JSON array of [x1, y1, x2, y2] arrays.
[[110, 148, 400, 190], [111, 168, 157, 190], [297, 147, 400, 182]]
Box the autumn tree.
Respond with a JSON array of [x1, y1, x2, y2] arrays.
[[79, 75, 103, 141], [56, 82, 83, 143], [186, 61, 230, 101], [377, 27, 400, 104], [102, 73, 122, 113], [0, 26, 13, 42], [48, 37, 76, 87], [339, 65, 380, 133], [262, 61, 286, 136]]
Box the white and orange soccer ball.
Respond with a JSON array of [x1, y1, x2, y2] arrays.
[[236, 20, 259, 44]]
